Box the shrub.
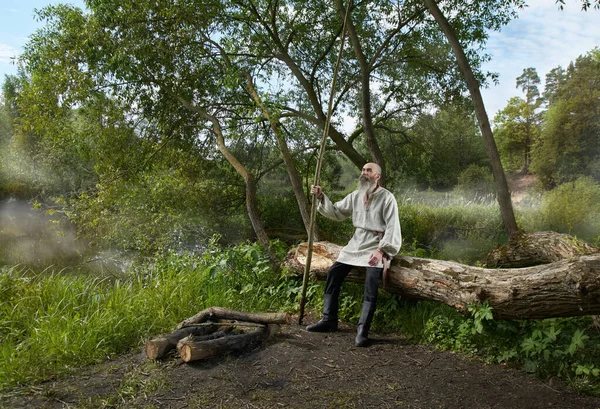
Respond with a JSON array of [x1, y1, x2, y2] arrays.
[[540, 176, 600, 242], [455, 164, 495, 199]]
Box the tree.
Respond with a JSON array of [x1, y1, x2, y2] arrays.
[[422, 0, 521, 237], [555, 0, 600, 11], [230, 0, 519, 187], [18, 0, 528, 249], [543, 66, 567, 105], [494, 68, 542, 174], [384, 104, 489, 189], [531, 49, 600, 187]]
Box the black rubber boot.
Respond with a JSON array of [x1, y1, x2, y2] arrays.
[[355, 301, 376, 347], [306, 294, 338, 332]]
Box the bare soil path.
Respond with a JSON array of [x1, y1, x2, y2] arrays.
[[507, 172, 538, 203], [2, 319, 600, 409]]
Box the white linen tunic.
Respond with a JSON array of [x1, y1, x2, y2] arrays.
[[317, 187, 402, 268]]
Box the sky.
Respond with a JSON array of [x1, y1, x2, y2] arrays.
[[1, 0, 599, 118]]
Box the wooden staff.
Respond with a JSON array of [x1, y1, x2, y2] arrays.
[[298, 2, 351, 325]]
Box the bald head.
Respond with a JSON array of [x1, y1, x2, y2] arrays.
[[358, 162, 381, 194], [362, 163, 381, 177]]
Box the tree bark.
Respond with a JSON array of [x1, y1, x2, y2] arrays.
[[177, 307, 291, 329], [242, 71, 318, 241], [336, 0, 386, 184], [173, 95, 271, 249], [145, 324, 231, 360], [485, 231, 599, 268], [423, 0, 519, 237], [243, 3, 367, 169], [285, 241, 600, 320], [177, 324, 280, 363]]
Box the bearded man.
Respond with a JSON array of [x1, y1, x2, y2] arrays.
[[307, 163, 402, 347]]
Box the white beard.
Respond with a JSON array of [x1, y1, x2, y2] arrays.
[[357, 175, 376, 196]]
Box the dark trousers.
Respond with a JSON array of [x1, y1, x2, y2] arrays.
[[325, 261, 383, 304]]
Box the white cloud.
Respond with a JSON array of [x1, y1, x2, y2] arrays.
[[0, 43, 19, 65], [480, 4, 600, 119]]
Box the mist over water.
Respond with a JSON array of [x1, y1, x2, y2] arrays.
[[0, 198, 131, 273], [0, 198, 82, 267]]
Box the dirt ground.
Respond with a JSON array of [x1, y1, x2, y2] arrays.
[[2, 317, 600, 409], [507, 172, 538, 203]]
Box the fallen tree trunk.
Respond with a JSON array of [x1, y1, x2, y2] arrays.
[[484, 231, 599, 268], [177, 307, 291, 329], [178, 324, 280, 363], [284, 241, 600, 320]]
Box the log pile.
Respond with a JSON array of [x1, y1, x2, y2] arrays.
[[145, 307, 290, 362], [284, 239, 600, 320]]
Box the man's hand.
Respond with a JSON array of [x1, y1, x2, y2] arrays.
[[368, 249, 383, 266], [311, 185, 324, 200]]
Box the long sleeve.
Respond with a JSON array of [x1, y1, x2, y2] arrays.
[[377, 194, 402, 258], [317, 192, 354, 222], [318, 187, 401, 267]]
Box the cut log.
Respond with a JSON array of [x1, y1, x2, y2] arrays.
[[178, 324, 280, 363], [485, 231, 599, 268], [175, 328, 234, 351], [145, 323, 221, 360], [284, 241, 600, 320], [177, 307, 291, 329]]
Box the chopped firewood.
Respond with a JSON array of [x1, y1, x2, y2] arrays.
[[178, 324, 280, 363], [145, 323, 222, 360], [177, 307, 290, 329]]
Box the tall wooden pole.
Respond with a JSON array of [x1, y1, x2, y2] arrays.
[[298, 2, 351, 325]]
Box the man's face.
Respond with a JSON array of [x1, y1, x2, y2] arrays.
[[359, 164, 380, 184], [358, 163, 380, 190]]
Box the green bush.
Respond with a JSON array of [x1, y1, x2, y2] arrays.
[[455, 164, 495, 199], [421, 302, 600, 394], [540, 176, 600, 242]]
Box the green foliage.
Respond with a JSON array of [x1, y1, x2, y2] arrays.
[[420, 302, 600, 394], [0, 238, 300, 390], [455, 164, 495, 198], [540, 176, 600, 241], [384, 105, 489, 190], [531, 49, 600, 187], [493, 67, 542, 173]]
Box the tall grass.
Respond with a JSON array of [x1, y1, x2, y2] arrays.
[[2, 183, 600, 395], [0, 238, 301, 391]]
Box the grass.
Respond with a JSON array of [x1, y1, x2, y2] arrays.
[[0, 239, 300, 391], [2, 184, 600, 396]]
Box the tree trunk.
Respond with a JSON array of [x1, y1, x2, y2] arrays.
[[255, 15, 366, 169], [423, 0, 519, 237], [177, 324, 280, 363], [485, 231, 599, 268], [173, 95, 271, 249], [242, 72, 318, 241], [177, 307, 291, 329], [336, 0, 386, 184], [285, 241, 600, 320]]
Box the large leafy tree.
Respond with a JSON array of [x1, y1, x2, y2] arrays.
[[532, 49, 600, 187], [422, 0, 522, 236], [17, 0, 527, 247], [19, 1, 279, 248], [494, 68, 542, 174]]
